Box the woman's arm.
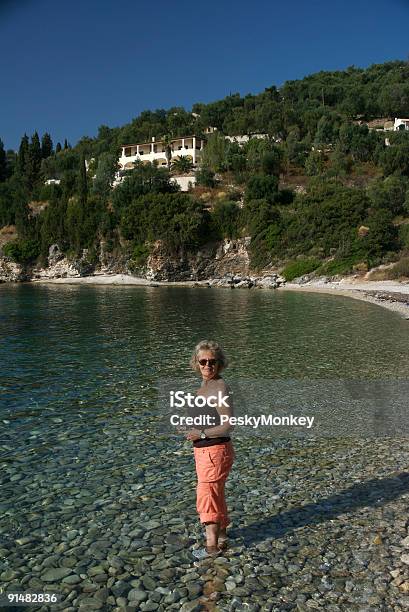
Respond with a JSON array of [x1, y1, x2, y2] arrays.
[[203, 381, 234, 438], [185, 380, 234, 441]]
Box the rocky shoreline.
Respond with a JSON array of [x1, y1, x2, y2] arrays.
[[30, 273, 286, 290], [2, 238, 409, 319], [6, 271, 409, 321]]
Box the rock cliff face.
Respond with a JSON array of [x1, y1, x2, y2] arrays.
[[0, 258, 28, 282], [0, 237, 284, 285], [145, 238, 252, 281]]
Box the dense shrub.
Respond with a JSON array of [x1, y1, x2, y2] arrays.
[[196, 167, 216, 188], [245, 175, 278, 203], [120, 193, 210, 251], [318, 255, 363, 276], [112, 161, 177, 212], [380, 140, 409, 177], [367, 175, 409, 216], [4, 238, 40, 263], [386, 257, 409, 279], [274, 189, 295, 206], [282, 258, 321, 281], [211, 201, 241, 239]]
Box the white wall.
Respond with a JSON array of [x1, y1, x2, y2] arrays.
[[171, 176, 196, 191]]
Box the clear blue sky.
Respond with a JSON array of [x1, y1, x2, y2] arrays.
[[0, 0, 408, 150]]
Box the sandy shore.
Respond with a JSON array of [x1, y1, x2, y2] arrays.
[[280, 279, 409, 319], [31, 274, 209, 287], [32, 274, 409, 319]]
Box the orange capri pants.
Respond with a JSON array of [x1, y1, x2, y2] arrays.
[[193, 441, 235, 528]]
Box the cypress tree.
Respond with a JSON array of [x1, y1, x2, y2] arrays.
[[26, 132, 42, 190], [6, 150, 17, 176], [64, 139, 70, 150], [17, 134, 29, 176], [41, 133, 53, 158], [56, 142, 62, 153], [0, 139, 7, 182], [78, 153, 88, 205]]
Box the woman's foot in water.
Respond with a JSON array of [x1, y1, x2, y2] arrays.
[[192, 545, 220, 560]]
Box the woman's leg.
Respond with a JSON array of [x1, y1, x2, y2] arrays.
[[194, 445, 234, 549], [204, 521, 219, 547]]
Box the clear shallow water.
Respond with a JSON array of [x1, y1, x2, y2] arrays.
[[1, 283, 409, 448], [1, 284, 409, 608]]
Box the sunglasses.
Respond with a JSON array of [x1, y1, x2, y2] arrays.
[[198, 359, 218, 367]]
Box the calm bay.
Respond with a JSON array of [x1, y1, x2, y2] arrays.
[[1, 284, 409, 609]]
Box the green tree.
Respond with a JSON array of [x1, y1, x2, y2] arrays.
[[225, 142, 246, 172], [26, 132, 42, 190], [245, 139, 280, 174], [328, 146, 351, 178], [261, 148, 282, 176], [377, 83, 409, 117], [41, 133, 53, 158], [56, 142, 62, 153], [39, 194, 67, 255], [120, 193, 210, 252], [3, 238, 40, 263], [17, 134, 29, 177], [285, 127, 307, 167], [171, 156, 194, 174], [0, 139, 7, 182], [200, 132, 228, 173], [78, 153, 88, 205], [0, 176, 29, 229], [367, 175, 409, 215], [162, 134, 173, 169], [380, 141, 409, 177], [305, 150, 325, 176], [281, 182, 370, 258], [211, 201, 241, 239], [112, 161, 177, 211], [93, 153, 118, 198], [195, 167, 216, 188], [245, 175, 278, 203], [314, 113, 340, 146], [6, 150, 17, 176], [361, 208, 399, 261]]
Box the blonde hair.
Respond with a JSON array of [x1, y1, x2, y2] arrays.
[[190, 340, 228, 373]]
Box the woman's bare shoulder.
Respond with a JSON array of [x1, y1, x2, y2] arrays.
[[213, 377, 231, 392]]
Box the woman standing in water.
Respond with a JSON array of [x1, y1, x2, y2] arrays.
[[186, 340, 235, 560]]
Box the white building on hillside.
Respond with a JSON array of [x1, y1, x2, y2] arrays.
[[225, 133, 269, 145], [394, 118, 409, 131], [118, 135, 204, 171]]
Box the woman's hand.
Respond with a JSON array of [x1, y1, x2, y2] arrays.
[[185, 428, 201, 441]]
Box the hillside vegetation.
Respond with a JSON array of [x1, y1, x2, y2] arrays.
[[1, 60, 409, 278]]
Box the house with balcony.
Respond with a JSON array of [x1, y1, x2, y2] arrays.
[[118, 135, 204, 171]]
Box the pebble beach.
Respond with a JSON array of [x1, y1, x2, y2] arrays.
[[2, 432, 409, 611]]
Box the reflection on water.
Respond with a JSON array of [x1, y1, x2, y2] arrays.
[[1, 283, 408, 510], [1, 283, 408, 429]]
